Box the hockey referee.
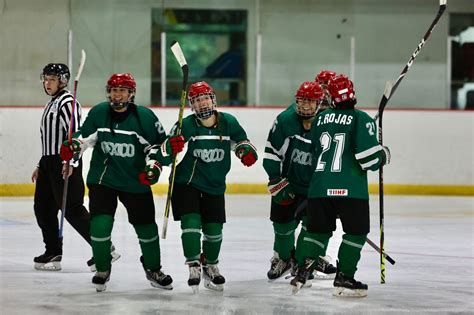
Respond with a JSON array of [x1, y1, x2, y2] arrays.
[[31, 63, 92, 271]]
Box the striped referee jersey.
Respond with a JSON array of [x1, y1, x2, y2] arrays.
[[40, 89, 82, 156]]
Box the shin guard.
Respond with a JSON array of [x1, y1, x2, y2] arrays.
[[134, 223, 161, 270], [90, 215, 114, 272]]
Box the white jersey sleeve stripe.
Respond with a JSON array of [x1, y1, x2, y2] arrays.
[[355, 145, 382, 160]]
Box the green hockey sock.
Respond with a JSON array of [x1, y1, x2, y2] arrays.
[[134, 223, 161, 270], [202, 223, 223, 264], [90, 214, 114, 272], [296, 231, 331, 267], [295, 217, 308, 264], [181, 213, 202, 262], [273, 221, 296, 260], [338, 234, 367, 277]]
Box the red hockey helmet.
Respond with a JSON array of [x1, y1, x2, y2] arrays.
[[107, 73, 136, 91], [295, 81, 324, 100], [106, 73, 136, 110], [188, 81, 217, 120], [315, 70, 337, 86], [295, 81, 324, 119], [327, 75, 356, 106]]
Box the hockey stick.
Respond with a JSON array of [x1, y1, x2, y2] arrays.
[[377, 0, 447, 284], [162, 41, 188, 239], [294, 199, 396, 265], [58, 49, 86, 238]]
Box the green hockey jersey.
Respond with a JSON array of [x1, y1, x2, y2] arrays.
[[164, 112, 251, 195], [263, 104, 315, 195], [308, 108, 385, 199], [75, 102, 167, 193]]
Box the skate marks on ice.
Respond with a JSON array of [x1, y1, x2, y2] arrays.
[[0, 195, 473, 314]]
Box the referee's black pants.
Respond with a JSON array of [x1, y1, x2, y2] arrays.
[[34, 155, 91, 255]]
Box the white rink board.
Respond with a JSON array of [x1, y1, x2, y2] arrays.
[[0, 107, 473, 186]]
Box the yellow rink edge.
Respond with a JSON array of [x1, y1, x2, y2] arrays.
[[0, 183, 472, 197]]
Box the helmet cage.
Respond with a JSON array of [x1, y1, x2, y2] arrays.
[[296, 97, 321, 120], [189, 92, 217, 120]]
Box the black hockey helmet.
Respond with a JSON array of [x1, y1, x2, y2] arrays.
[[41, 63, 70, 86]]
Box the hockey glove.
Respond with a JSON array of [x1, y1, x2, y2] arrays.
[[160, 135, 185, 157], [139, 160, 162, 185], [60, 139, 82, 161], [381, 146, 391, 165], [268, 177, 295, 205], [235, 141, 258, 167]]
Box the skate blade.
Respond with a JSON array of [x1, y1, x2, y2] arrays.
[[268, 269, 292, 281], [190, 285, 199, 294], [303, 280, 312, 288], [333, 287, 367, 298], [150, 282, 173, 290], [204, 281, 224, 292], [314, 271, 336, 280], [291, 282, 303, 295], [95, 284, 107, 292], [34, 262, 61, 271]]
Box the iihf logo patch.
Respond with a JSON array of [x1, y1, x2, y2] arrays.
[[327, 189, 348, 196]]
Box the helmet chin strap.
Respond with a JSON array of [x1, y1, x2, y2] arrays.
[[110, 101, 128, 110], [108, 93, 134, 110]]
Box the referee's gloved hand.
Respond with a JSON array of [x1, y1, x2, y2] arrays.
[[139, 160, 162, 185], [60, 139, 82, 161]]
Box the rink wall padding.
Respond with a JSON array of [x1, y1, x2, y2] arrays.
[[1, 107, 472, 196]]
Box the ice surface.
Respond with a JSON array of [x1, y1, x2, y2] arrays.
[[0, 195, 473, 314]]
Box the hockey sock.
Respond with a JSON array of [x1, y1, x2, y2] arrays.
[[90, 214, 114, 272], [273, 221, 296, 260], [296, 231, 331, 267], [134, 223, 161, 270], [294, 217, 308, 264], [337, 234, 367, 278], [181, 213, 202, 262], [202, 223, 223, 264]]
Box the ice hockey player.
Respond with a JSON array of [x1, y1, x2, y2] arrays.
[[263, 81, 337, 284], [60, 73, 183, 292], [291, 75, 391, 297], [156, 81, 258, 293]]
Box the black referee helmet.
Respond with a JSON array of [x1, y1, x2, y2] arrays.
[[41, 63, 70, 86]]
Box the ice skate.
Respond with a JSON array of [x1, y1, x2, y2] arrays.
[[290, 258, 315, 295], [87, 244, 121, 272], [202, 263, 225, 291], [286, 260, 313, 288], [267, 253, 292, 280], [187, 260, 201, 293], [92, 271, 110, 292], [333, 269, 368, 297], [33, 253, 62, 271], [140, 256, 173, 290], [313, 255, 337, 280]]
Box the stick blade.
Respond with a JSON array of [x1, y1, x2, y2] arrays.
[[383, 81, 393, 99], [75, 49, 86, 81], [170, 41, 188, 68]]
